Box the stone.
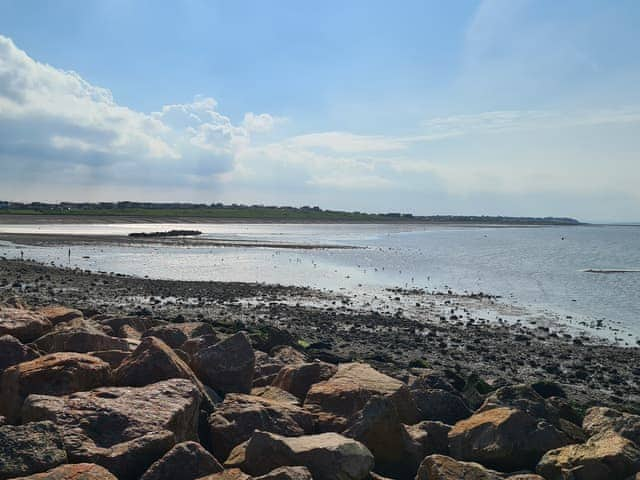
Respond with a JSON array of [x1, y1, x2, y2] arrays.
[[0, 353, 111, 423], [197, 469, 251, 480], [537, 430, 640, 480], [0, 335, 38, 373], [273, 361, 337, 401], [415, 454, 504, 480], [36, 306, 83, 326], [583, 406, 640, 444], [271, 345, 307, 364], [141, 325, 188, 348], [33, 326, 131, 354], [10, 463, 118, 480], [251, 386, 300, 405], [250, 326, 296, 353], [254, 466, 313, 480], [22, 379, 201, 480], [505, 475, 545, 480], [225, 430, 374, 480], [140, 441, 223, 480], [304, 362, 417, 431], [253, 351, 286, 387], [411, 388, 472, 425], [403, 421, 451, 469], [0, 421, 67, 480], [182, 334, 219, 358], [88, 350, 130, 368], [99, 316, 158, 339], [208, 393, 313, 461], [0, 307, 52, 343], [192, 332, 255, 394], [478, 384, 549, 421], [448, 407, 570, 471]]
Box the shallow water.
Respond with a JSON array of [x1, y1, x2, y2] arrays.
[[1, 223, 639, 338]]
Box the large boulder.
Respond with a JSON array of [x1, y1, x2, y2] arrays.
[[88, 349, 130, 369], [22, 379, 201, 480], [0, 353, 112, 423], [183, 335, 219, 358], [273, 361, 337, 401], [583, 406, 640, 444], [304, 362, 417, 431], [411, 388, 472, 425], [191, 332, 255, 394], [448, 407, 570, 471], [99, 316, 158, 339], [0, 335, 38, 373], [140, 441, 223, 480], [140, 323, 213, 348], [537, 430, 640, 480], [33, 326, 131, 354], [10, 463, 118, 480], [403, 421, 451, 469], [255, 466, 313, 480], [225, 430, 374, 480], [36, 306, 84, 327], [415, 454, 503, 480], [197, 470, 251, 480], [0, 421, 67, 480], [251, 386, 301, 405], [0, 307, 52, 343], [208, 393, 314, 461], [478, 385, 550, 420]]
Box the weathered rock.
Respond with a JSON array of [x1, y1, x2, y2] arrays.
[[33, 326, 131, 354], [250, 326, 296, 353], [87, 349, 130, 368], [403, 421, 451, 469], [273, 361, 337, 401], [140, 441, 223, 480], [251, 386, 300, 406], [113, 336, 214, 409], [448, 407, 570, 471], [478, 384, 549, 420], [0, 335, 38, 373], [0, 353, 111, 423], [141, 325, 188, 348], [192, 332, 255, 394], [411, 388, 472, 425], [225, 430, 374, 480], [22, 379, 201, 480], [197, 469, 251, 480], [0, 307, 52, 343], [99, 316, 158, 339], [253, 351, 286, 387], [304, 362, 417, 431], [271, 345, 307, 364], [505, 475, 546, 480], [208, 393, 314, 461], [415, 454, 504, 480], [0, 421, 67, 480], [11, 463, 117, 480], [36, 306, 83, 327], [255, 466, 313, 480], [182, 334, 219, 358], [537, 430, 640, 480], [583, 406, 640, 445]]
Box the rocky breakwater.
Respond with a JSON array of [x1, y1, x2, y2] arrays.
[[1, 301, 640, 480]]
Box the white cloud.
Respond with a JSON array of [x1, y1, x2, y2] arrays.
[[242, 112, 281, 133]]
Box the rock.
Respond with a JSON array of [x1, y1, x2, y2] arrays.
[[100, 316, 158, 339], [0, 307, 52, 343], [403, 421, 451, 467], [478, 384, 549, 420], [537, 430, 640, 480], [197, 469, 251, 480], [140, 441, 223, 480], [208, 393, 314, 461], [225, 430, 374, 480], [182, 335, 219, 358], [33, 326, 131, 354], [36, 306, 83, 326], [250, 326, 296, 352], [251, 386, 301, 405], [271, 345, 307, 364], [253, 351, 286, 387], [583, 406, 640, 444], [505, 475, 545, 480], [254, 466, 313, 480], [304, 362, 417, 431], [10, 463, 118, 480], [87, 349, 130, 368], [0, 421, 67, 480], [273, 361, 337, 401], [0, 335, 38, 373], [448, 407, 570, 471], [113, 336, 214, 409], [415, 454, 503, 480], [192, 332, 255, 394], [141, 325, 188, 348], [411, 388, 472, 425], [0, 353, 111, 423], [22, 379, 201, 480]]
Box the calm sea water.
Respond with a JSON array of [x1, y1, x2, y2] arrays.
[[1, 223, 639, 338]]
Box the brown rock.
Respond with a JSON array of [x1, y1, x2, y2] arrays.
[[141, 325, 188, 348], [411, 388, 472, 425], [192, 332, 255, 394], [537, 430, 640, 480], [196, 469, 251, 480], [416, 454, 503, 480], [10, 463, 117, 480], [36, 306, 83, 326], [22, 379, 201, 480], [33, 326, 131, 354], [208, 393, 314, 461], [0, 307, 52, 343], [0, 421, 67, 480], [0, 353, 111, 423], [87, 349, 130, 369], [583, 406, 640, 445], [403, 421, 451, 469], [251, 386, 300, 406], [225, 430, 374, 480], [182, 334, 219, 358], [448, 407, 570, 471], [253, 350, 286, 387], [255, 466, 313, 480], [140, 441, 223, 480], [99, 316, 158, 339], [273, 361, 337, 401], [304, 362, 417, 431], [0, 335, 38, 373]]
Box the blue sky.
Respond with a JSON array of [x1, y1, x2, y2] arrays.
[[1, 0, 639, 221]]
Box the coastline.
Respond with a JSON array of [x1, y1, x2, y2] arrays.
[[1, 256, 638, 413]]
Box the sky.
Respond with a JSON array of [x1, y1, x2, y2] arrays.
[[0, 0, 639, 222]]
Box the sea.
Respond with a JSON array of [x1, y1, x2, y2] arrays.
[[1, 223, 639, 342]]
